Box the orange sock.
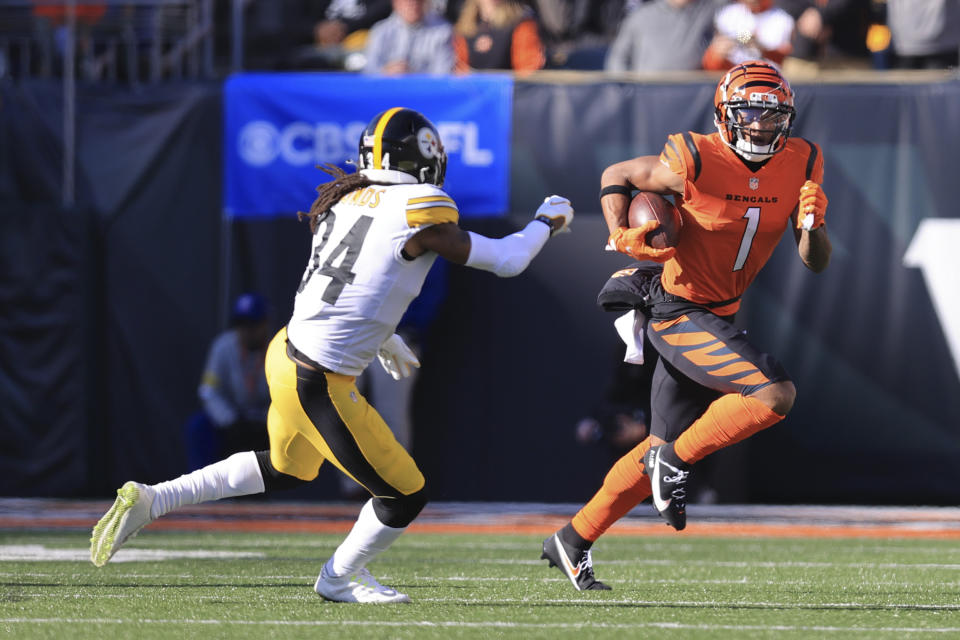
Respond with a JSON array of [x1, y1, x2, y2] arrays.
[[571, 438, 652, 541], [673, 393, 783, 464]]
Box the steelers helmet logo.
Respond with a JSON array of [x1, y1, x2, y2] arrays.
[[417, 127, 440, 159]]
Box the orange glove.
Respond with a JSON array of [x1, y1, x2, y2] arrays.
[[798, 180, 828, 231], [609, 223, 677, 263]]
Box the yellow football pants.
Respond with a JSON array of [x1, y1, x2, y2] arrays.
[[263, 328, 425, 498]]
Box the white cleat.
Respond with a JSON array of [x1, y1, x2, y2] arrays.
[[89, 481, 156, 567], [314, 564, 410, 603]]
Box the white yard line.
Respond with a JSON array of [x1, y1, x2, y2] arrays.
[[3, 590, 960, 611], [2, 618, 960, 633], [8, 571, 960, 589], [0, 545, 264, 562]]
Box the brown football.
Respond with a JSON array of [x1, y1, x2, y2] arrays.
[[628, 192, 682, 249]]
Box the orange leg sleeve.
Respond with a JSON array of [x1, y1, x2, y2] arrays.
[[571, 438, 652, 542], [673, 393, 783, 465]]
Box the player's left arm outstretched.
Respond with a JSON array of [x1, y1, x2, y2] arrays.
[[402, 195, 573, 273], [792, 179, 832, 273]]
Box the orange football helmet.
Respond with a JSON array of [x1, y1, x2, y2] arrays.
[[714, 60, 796, 161]]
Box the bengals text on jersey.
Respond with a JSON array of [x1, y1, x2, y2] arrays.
[[658, 130, 823, 317]]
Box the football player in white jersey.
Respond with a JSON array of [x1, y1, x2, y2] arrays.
[[90, 107, 574, 603]]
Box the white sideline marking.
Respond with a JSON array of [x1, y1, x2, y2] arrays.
[[0, 545, 264, 562], [3, 619, 960, 633], [56, 536, 960, 559], [6, 554, 960, 571], [4, 589, 959, 611], [0, 571, 753, 585], [10, 589, 960, 609], [10, 574, 960, 589], [6, 544, 960, 570], [411, 598, 960, 611], [494, 558, 960, 570]]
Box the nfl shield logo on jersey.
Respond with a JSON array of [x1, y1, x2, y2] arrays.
[[749, 177, 759, 191]]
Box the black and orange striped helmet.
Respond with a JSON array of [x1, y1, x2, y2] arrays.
[[714, 60, 795, 161], [357, 107, 447, 186]]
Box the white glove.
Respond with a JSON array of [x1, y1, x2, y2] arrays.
[[377, 333, 421, 380], [535, 195, 574, 235]]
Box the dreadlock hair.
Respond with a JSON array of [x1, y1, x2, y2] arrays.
[[297, 164, 390, 234]]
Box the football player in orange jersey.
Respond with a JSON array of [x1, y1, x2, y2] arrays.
[[541, 60, 832, 591]]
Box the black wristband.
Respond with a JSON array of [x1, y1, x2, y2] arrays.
[[534, 215, 555, 235], [599, 184, 632, 200]]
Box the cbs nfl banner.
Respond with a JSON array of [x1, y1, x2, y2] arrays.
[[224, 73, 513, 218]]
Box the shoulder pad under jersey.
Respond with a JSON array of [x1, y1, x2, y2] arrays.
[[399, 184, 459, 228]]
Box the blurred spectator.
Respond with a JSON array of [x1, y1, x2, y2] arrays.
[[702, 0, 795, 70], [314, 0, 393, 46], [777, 0, 870, 69], [364, 0, 457, 74], [534, 0, 636, 69], [435, 0, 468, 23], [184, 293, 271, 471], [30, 1, 107, 78], [307, 0, 393, 70], [251, 1, 392, 71], [453, 0, 546, 72], [887, 0, 960, 69], [866, 0, 894, 68], [605, 0, 725, 72]]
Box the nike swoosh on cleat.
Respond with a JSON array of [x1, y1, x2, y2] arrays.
[[556, 539, 581, 578]]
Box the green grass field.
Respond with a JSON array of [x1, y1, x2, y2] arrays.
[[2, 529, 959, 639]]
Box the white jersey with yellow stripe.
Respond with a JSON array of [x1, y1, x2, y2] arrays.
[[287, 177, 458, 376]]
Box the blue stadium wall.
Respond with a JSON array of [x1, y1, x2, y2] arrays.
[[1, 73, 958, 504]]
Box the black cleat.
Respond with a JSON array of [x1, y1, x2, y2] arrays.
[[540, 533, 611, 591], [646, 445, 689, 531]]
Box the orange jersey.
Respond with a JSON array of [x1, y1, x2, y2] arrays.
[[658, 131, 824, 316]]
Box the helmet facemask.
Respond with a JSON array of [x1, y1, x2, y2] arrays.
[[720, 101, 794, 161]]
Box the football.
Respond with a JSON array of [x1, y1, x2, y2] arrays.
[[628, 192, 682, 250]]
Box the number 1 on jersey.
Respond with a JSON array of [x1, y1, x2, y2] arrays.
[[734, 206, 760, 272], [297, 212, 374, 304]]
